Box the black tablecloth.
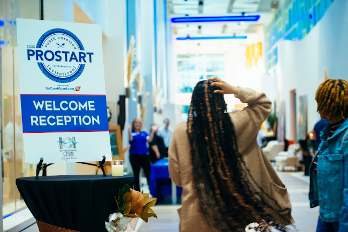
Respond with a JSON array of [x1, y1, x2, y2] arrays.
[[16, 175, 134, 232]]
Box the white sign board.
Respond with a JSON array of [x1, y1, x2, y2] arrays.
[[17, 19, 111, 164]]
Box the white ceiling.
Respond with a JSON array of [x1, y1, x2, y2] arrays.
[[168, 0, 280, 37]]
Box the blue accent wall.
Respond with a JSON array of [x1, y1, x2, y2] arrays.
[[266, 0, 335, 71]]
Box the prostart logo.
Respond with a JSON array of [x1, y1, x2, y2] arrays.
[[26, 28, 94, 83]]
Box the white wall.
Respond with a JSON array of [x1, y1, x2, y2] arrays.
[[318, 0, 348, 81], [261, 72, 277, 105], [67, 0, 127, 118], [262, 0, 348, 141], [71, 0, 108, 35], [101, 0, 127, 118], [44, 0, 64, 21], [276, 26, 319, 140], [19, 0, 40, 20]]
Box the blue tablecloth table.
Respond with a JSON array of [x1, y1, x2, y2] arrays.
[[150, 159, 182, 204]]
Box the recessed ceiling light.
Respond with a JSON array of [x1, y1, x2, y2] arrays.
[[171, 15, 260, 23], [176, 35, 248, 40]]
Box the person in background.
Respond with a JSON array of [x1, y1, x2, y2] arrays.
[[313, 118, 330, 153], [157, 118, 173, 153], [128, 118, 155, 191], [298, 139, 312, 176], [257, 129, 265, 147], [149, 123, 167, 164], [309, 79, 348, 232], [169, 77, 294, 232]]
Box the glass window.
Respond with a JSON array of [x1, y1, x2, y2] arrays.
[[1, 0, 41, 217], [175, 53, 226, 119], [205, 54, 225, 72], [176, 53, 225, 94]]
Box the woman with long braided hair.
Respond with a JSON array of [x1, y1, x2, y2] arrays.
[[169, 77, 294, 232], [309, 78, 348, 232]]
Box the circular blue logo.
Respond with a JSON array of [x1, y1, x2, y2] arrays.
[[36, 28, 85, 83]]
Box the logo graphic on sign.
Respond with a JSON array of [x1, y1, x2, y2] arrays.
[[27, 28, 94, 83], [58, 137, 77, 149], [75, 86, 81, 91]]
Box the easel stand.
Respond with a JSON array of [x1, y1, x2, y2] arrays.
[[35, 156, 107, 180]]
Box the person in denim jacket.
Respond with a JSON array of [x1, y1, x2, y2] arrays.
[[309, 79, 348, 232]]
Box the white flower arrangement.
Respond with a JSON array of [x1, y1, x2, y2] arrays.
[[105, 212, 131, 232]]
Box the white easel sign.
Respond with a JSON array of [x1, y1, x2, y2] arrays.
[[17, 19, 111, 164]]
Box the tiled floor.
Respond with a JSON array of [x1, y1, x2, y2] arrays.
[[138, 205, 180, 232], [20, 171, 318, 232], [280, 172, 318, 232]]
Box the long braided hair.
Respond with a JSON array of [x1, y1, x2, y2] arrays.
[[187, 81, 292, 231], [315, 79, 348, 121]]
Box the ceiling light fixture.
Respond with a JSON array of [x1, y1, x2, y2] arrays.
[[176, 35, 247, 40], [171, 15, 260, 23]]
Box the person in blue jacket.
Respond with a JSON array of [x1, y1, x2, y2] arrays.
[[309, 79, 348, 232], [128, 118, 155, 191]]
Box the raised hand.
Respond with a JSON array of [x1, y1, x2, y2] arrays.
[[208, 77, 240, 95]]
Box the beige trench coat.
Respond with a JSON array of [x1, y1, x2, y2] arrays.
[[168, 87, 293, 232]]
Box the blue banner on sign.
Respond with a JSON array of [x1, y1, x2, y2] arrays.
[[21, 94, 109, 133]]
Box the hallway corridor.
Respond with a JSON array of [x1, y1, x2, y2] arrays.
[[139, 171, 318, 232]]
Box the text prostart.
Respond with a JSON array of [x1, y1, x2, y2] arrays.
[[27, 49, 94, 63]]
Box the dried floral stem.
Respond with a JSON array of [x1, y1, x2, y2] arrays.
[[141, 100, 148, 128], [126, 36, 135, 87]]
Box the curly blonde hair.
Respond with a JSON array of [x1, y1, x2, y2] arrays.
[[315, 78, 348, 121]]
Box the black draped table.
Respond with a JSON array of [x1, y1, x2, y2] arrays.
[[16, 175, 134, 232]]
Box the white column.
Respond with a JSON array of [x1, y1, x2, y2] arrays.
[[126, 0, 138, 126], [154, 0, 168, 98], [137, 0, 155, 131], [154, 0, 174, 105], [125, 0, 137, 172], [166, 9, 175, 103]]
